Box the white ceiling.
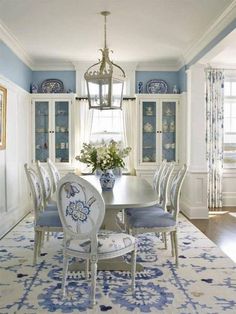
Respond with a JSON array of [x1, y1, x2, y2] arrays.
[[0, 0, 234, 68]]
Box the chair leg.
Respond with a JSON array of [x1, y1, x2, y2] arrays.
[[163, 232, 167, 249], [33, 230, 40, 265], [38, 231, 43, 256], [131, 246, 137, 292], [173, 231, 178, 267], [90, 258, 97, 307], [85, 259, 89, 279], [170, 232, 174, 257], [62, 254, 69, 297]]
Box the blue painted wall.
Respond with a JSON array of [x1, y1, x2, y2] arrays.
[[32, 71, 76, 93], [0, 40, 32, 91], [178, 66, 187, 93], [136, 71, 179, 94], [136, 69, 187, 94]]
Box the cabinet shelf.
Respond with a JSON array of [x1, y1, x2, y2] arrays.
[[55, 131, 69, 134], [143, 131, 156, 134], [56, 148, 69, 150]]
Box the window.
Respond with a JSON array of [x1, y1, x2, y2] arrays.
[[224, 80, 236, 167], [90, 110, 124, 145]]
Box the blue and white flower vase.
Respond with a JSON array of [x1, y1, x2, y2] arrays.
[[99, 169, 116, 191], [112, 167, 122, 177], [137, 81, 143, 94]]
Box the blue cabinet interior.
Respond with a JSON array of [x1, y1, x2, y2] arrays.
[[35, 100, 69, 162], [35, 101, 49, 162]]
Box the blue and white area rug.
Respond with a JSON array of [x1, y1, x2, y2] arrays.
[[1, 213, 236, 314]]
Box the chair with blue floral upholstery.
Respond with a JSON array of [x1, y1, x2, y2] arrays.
[[57, 173, 137, 306], [47, 158, 61, 193], [24, 164, 62, 265], [125, 164, 187, 266]]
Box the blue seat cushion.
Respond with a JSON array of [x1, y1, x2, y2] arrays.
[[127, 211, 176, 228], [45, 202, 58, 211], [125, 204, 163, 217], [36, 211, 62, 228]]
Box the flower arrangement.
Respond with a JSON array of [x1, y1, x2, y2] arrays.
[[76, 140, 131, 173]]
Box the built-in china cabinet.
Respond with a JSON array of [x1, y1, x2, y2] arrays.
[[135, 94, 180, 183], [31, 94, 75, 167]]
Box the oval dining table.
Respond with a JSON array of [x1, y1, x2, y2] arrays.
[[69, 175, 158, 272]]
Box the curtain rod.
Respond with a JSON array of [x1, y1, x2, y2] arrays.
[[205, 67, 236, 71], [76, 97, 136, 101]]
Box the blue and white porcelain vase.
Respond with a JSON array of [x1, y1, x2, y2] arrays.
[[99, 169, 116, 191]]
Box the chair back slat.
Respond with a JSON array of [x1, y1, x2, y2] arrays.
[[24, 163, 43, 218], [36, 161, 52, 207], [57, 173, 105, 240], [159, 162, 175, 211], [170, 164, 187, 221], [153, 159, 167, 197], [47, 158, 60, 193]]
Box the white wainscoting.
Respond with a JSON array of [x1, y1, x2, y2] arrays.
[[222, 170, 236, 206], [180, 169, 208, 219], [0, 76, 31, 238]]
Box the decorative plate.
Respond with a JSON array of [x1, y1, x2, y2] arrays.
[[146, 79, 168, 94], [41, 79, 64, 93]]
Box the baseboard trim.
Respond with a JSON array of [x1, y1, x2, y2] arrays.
[[180, 199, 209, 219]]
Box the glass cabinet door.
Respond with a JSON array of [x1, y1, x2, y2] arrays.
[[162, 101, 176, 162], [35, 101, 49, 162], [55, 101, 69, 163], [142, 101, 157, 163]]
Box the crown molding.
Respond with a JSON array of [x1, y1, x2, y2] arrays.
[[0, 18, 33, 69], [32, 62, 75, 71], [136, 60, 182, 72], [183, 0, 236, 65]]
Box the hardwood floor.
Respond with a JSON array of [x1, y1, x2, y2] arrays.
[[190, 207, 236, 263]]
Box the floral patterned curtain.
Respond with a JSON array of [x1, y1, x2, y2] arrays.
[[206, 69, 224, 209]]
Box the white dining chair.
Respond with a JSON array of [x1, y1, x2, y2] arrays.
[[125, 165, 187, 266], [57, 173, 137, 306], [24, 164, 62, 265]]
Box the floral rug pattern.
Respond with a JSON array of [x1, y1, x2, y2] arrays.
[[0, 214, 236, 313]]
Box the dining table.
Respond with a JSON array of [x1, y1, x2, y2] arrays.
[[68, 175, 158, 272]]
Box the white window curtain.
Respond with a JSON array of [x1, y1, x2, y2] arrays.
[[76, 99, 94, 172], [122, 99, 136, 175], [206, 69, 224, 209]]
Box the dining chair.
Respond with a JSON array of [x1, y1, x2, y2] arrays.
[[57, 173, 137, 306], [24, 164, 62, 265], [47, 158, 61, 193], [124, 162, 175, 220], [125, 164, 187, 266], [36, 160, 57, 210]]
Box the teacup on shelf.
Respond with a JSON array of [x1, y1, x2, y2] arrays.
[[145, 107, 153, 115], [144, 122, 154, 132], [164, 143, 171, 149]]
